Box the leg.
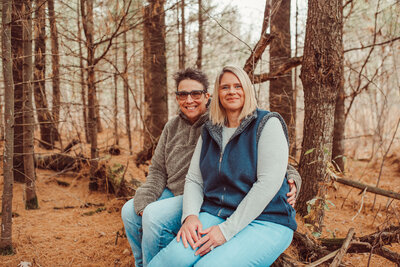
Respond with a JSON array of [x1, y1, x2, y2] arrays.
[[121, 189, 174, 267], [147, 212, 224, 267], [195, 220, 293, 267], [142, 195, 183, 266]]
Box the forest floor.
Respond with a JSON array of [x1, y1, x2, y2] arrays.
[[1, 130, 400, 267]]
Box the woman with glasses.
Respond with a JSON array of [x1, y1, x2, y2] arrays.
[[148, 65, 297, 267]]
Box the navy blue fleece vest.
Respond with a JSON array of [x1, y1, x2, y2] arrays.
[[199, 109, 297, 231]]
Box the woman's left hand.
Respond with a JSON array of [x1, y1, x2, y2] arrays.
[[193, 225, 226, 256]]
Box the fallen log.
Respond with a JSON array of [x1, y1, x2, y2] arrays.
[[335, 177, 400, 200], [35, 153, 87, 171]]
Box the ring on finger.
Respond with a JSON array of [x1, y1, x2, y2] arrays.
[[210, 245, 214, 251]]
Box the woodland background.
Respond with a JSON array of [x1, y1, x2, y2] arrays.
[[0, 0, 400, 266]]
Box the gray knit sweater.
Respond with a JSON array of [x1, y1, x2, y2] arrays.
[[133, 112, 302, 215], [134, 112, 209, 214]]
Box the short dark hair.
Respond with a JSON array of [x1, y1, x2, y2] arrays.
[[173, 68, 209, 92]]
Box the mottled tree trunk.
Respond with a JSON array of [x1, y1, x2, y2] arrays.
[[22, 0, 38, 210], [81, 0, 99, 190], [332, 63, 346, 172], [142, 0, 168, 158], [12, 0, 25, 183], [179, 0, 186, 69], [1, 0, 15, 254], [196, 0, 203, 69], [48, 0, 60, 138], [269, 0, 296, 156], [113, 41, 119, 146], [123, 23, 132, 154], [296, 0, 343, 233], [77, 0, 89, 143], [33, 0, 57, 149]]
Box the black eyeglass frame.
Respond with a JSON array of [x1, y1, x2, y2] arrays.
[[175, 90, 206, 100]]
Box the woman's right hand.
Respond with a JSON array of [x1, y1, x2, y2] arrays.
[[176, 215, 203, 249]]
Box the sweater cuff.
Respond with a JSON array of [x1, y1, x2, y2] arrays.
[[218, 221, 235, 242]]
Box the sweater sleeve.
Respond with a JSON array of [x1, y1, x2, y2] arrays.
[[181, 136, 204, 223], [287, 164, 302, 196], [218, 117, 289, 241], [133, 123, 169, 215]]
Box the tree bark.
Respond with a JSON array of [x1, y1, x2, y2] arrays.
[[332, 63, 346, 172], [179, 0, 186, 69], [142, 0, 168, 158], [23, 0, 39, 210], [76, 0, 89, 143], [1, 0, 15, 253], [196, 0, 203, 69], [113, 41, 119, 146], [12, 0, 25, 183], [48, 0, 60, 137], [269, 0, 296, 156], [296, 0, 343, 233], [33, 0, 57, 149], [81, 0, 99, 190], [123, 17, 132, 154]]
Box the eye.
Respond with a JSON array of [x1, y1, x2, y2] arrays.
[[220, 85, 229, 90], [235, 85, 242, 89], [191, 91, 202, 96]]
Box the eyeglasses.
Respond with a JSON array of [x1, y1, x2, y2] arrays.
[[175, 90, 205, 101]]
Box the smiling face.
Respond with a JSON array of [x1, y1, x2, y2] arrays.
[[176, 79, 210, 124], [218, 72, 245, 114]]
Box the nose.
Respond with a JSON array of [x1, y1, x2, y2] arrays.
[[185, 94, 195, 102]]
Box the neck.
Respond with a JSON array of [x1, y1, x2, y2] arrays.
[[226, 110, 240, 128]]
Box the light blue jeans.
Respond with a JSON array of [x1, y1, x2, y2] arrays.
[[121, 189, 183, 267], [148, 212, 294, 267]]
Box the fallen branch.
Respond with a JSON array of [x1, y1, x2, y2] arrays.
[[335, 177, 400, 200], [330, 228, 355, 267]]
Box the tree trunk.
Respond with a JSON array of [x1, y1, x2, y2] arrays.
[[332, 64, 346, 172], [22, 0, 38, 210], [48, 0, 60, 137], [33, 0, 57, 149], [81, 0, 99, 190], [296, 0, 343, 233], [142, 0, 168, 158], [96, 94, 102, 133], [113, 41, 119, 146], [77, 0, 89, 143], [196, 0, 203, 69], [12, 0, 25, 183], [123, 26, 132, 154], [269, 0, 296, 157], [1, 0, 15, 254], [179, 0, 186, 69]]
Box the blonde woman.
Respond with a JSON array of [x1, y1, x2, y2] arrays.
[[148, 65, 296, 267]]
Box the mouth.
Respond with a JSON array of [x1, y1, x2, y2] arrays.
[[185, 106, 198, 111]]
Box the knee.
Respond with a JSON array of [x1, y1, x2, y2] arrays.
[[121, 198, 135, 223]]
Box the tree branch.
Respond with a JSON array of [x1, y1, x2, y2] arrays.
[[251, 56, 303, 84]]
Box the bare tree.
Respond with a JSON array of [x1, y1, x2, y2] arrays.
[[296, 0, 343, 233], [1, 0, 15, 254], [76, 0, 89, 143], [12, 0, 26, 183], [123, 8, 132, 154], [141, 0, 168, 159], [196, 0, 203, 69], [23, 0, 39, 210], [269, 0, 296, 156], [81, 0, 99, 190], [48, 0, 61, 135], [33, 0, 58, 149], [179, 0, 186, 69], [113, 41, 119, 146]]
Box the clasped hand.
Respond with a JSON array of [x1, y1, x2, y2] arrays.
[[176, 215, 226, 256]]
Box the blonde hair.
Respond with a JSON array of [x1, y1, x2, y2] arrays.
[[210, 65, 258, 125]]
